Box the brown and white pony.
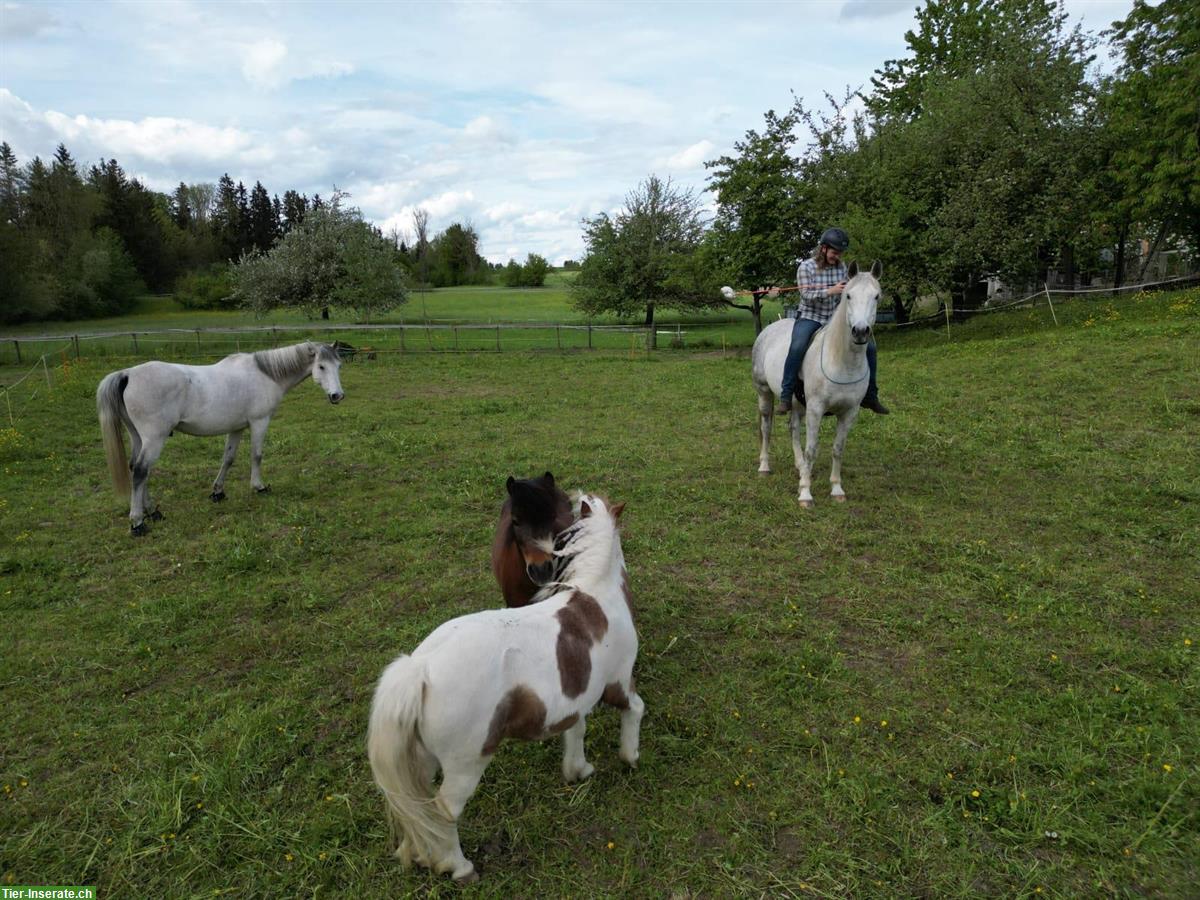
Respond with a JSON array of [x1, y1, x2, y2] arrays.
[[491, 472, 574, 607], [368, 493, 642, 883]]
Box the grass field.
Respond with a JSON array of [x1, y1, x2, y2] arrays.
[[1, 287, 1197, 896]]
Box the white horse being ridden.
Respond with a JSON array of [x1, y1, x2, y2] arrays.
[[368, 493, 643, 883], [96, 341, 345, 535], [750, 260, 881, 507]]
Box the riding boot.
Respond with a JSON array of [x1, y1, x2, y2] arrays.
[[861, 341, 889, 414], [861, 392, 890, 415]]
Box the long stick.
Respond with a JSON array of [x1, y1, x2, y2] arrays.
[[1043, 283, 1058, 326]]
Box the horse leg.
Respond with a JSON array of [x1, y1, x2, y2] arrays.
[[794, 405, 821, 508], [210, 429, 243, 501], [248, 419, 271, 493], [756, 390, 773, 474], [561, 716, 594, 782], [619, 690, 645, 768], [429, 757, 488, 883], [129, 433, 167, 535], [829, 409, 860, 502]]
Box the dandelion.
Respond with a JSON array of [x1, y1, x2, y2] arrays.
[[732, 709, 741, 720], [1123, 847, 1132, 856], [1009, 755, 1017, 763], [325, 794, 333, 801], [606, 841, 615, 850], [285, 853, 294, 862], [1162, 764, 1173, 773], [1185, 638, 1193, 647], [947, 772, 954, 780], [853, 716, 861, 724], [879, 720, 887, 728], [318, 852, 327, 861], [196, 802, 203, 809], [971, 790, 980, 798]]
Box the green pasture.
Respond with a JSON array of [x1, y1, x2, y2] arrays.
[[1, 288, 1197, 896]]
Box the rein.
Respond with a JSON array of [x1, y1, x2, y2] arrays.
[[817, 328, 869, 386]]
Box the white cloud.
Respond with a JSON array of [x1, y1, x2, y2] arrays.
[[663, 140, 716, 171], [241, 38, 289, 90], [463, 115, 514, 144], [1, 89, 260, 169], [536, 80, 673, 126], [239, 37, 353, 90]]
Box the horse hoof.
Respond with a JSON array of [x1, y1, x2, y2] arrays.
[[255, 485, 271, 494], [210, 491, 226, 503], [832, 495, 847, 503], [453, 866, 479, 885], [149, 509, 164, 521], [130, 522, 148, 536], [799, 499, 814, 509], [757, 468, 771, 476]]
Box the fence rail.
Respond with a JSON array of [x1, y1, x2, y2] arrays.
[[0, 321, 706, 366]]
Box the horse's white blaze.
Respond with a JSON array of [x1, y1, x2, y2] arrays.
[[750, 261, 881, 505], [368, 494, 642, 882]]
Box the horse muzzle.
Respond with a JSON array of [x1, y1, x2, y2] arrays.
[[851, 325, 872, 345], [329, 392, 344, 404], [526, 559, 555, 586]]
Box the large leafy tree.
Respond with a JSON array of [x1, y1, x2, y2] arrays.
[[705, 107, 812, 332], [232, 192, 407, 322], [1103, 0, 1200, 264], [573, 175, 716, 347]]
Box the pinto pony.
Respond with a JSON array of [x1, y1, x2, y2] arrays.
[[96, 341, 345, 534], [368, 493, 643, 883], [750, 260, 882, 507], [491, 472, 574, 607]]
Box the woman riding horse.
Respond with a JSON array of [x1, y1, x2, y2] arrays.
[[778, 227, 889, 417]]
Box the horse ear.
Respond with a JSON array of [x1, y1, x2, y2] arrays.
[[609, 501, 626, 521], [871, 259, 883, 279], [543, 471, 555, 486], [847, 260, 859, 278], [580, 499, 593, 518], [506, 476, 517, 496]]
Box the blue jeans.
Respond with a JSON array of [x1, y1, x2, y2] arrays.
[[780, 317, 879, 404]]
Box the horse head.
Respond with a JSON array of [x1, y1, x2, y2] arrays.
[[843, 260, 882, 346], [507, 472, 573, 586], [310, 343, 345, 404]]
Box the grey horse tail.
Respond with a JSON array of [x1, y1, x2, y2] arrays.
[[96, 371, 132, 498]]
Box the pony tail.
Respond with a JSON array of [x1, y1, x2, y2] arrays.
[[96, 371, 131, 498], [367, 655, 451, 866]]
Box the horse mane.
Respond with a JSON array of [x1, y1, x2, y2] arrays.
[[252, 342, 334, 383], [534, 494, 620, 598]]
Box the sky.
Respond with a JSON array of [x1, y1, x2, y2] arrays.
[[0, 0, 1134, 265]]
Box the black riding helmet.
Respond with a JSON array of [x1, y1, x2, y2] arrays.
[[820, 227, 850, 252]]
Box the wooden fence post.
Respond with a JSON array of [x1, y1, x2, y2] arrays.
[[12, 340, 20, 365], [131, 333, 138, 354], [73, 335, 80, 358], [496, 326, 501, 352], [588, 325, 593, 350]]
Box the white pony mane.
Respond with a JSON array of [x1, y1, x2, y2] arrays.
[[535, 492, 621, 597], [253, 341, 333, 382]]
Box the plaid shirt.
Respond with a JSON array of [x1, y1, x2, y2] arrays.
[[795, 258, 847, 324]]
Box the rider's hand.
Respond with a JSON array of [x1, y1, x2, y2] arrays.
[[828, 281, 846, 296]]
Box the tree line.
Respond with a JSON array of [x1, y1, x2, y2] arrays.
[[573, 0, 1198, 336], [0, 147, 547, 325]]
